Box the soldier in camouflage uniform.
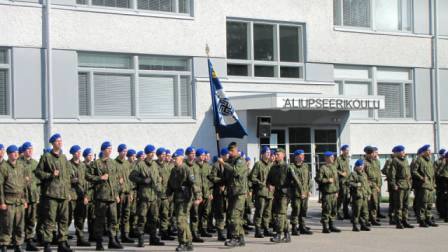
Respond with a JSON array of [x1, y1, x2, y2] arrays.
[[388, 145, 414, 229], [335, 145, 351, 220], [434, 149, 446, 219], [165, 149, 178, 236], [316, 151, 341, 234], [114, 144, 135, 243], [289, 150, 313, 236], [154, 148, 175, 241], [363, 146, 382, 226], [349, 159, 371, 232], [183, 147, 204, 243], [19, 142, 40, 251], [381, 150, 397, 225], [373, 147, 386, 219], [86, 141, 123, 250], [412, 144, 438, 227], [129, 145, 164, 247], [0, 145, 28, 252], [67, 145, 91, 247], [167, 149, 202, 252], [81, 148, 95, 242], [208, 148, 230, 241], [35, 134, 73, 252], [125, 149, 138, 238], [195, 149, 213, 238], [222, 143, 248, 247], [249, 146, 273, 238], [436, 152, 448, 222]]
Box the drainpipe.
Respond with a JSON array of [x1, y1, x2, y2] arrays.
[[44, 0, 53, 147], [431, 0, 441, 151]]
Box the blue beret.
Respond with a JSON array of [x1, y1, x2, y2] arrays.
[[393, 145, 405, 153], [0, 144, 4, 150], [340, 145, 349, 151], [196, 148, 206, 157], [126, 149, 136, 157], [156, 147, 166, 156], [420, 144, 431, 153], [136, 151, 145, 158], [6, 145, 18, 154], [445, 152, 448, 158], [18, 146, 24, 154], [438, 149, 446, 155], [49, 133, 61, 143], [417, 147, 424, 155], [172, 148, 184, 158], [165, 149, 171, 155], [83, 148, 92, 157], [260, 146, 270, 154], [22, 142, 33, 151], [144, 144, 156, 154], [355, 159, 364, 167], [220, 148, 229, 156], [373, 147, 378, 151], [212, 156, 218, 163], [70, 145, 81, 155], [185, 147, 195, 155], [117, 144, 127, 153], [101, 141, 112, 151], [293, 149, 305, 156], [43, 147, 52, 154], [98, 152, 103, 159], [323, 151, 334, 157], [245, 157, 251, 161], [364, 146, 374, 154], [240, 151, 246, 158]]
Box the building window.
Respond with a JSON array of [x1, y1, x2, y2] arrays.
[[226, 20, 305, 79], [77, 52, 193, 118], [334, 0, 412, 32], [335, 66, 373, 119], [0, 49, 9, 116], [77, 0, 192, 15], [377, 68, 413, 118]]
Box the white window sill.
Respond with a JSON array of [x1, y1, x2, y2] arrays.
[[350, 119, 433, 124], [334, 26, 432, 39], [195, 77, 335, 86], [0, 118, 196, 124]]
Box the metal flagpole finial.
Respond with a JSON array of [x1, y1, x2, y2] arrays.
[[205, 43, 210, 57]]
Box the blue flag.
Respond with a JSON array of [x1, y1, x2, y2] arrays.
[[208, 59, 248, 139]]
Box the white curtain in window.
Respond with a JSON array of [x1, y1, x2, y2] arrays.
[[94, 74, 132, 116], [139, 76, 175, 117], [343, 0, 370, 27], [378, 83, 402, 118], [0, 70, 8, 115], [375, 0, 399, 31], [78, 73, 90, 116]]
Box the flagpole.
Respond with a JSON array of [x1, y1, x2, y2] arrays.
[[206, 44, 221, 155]]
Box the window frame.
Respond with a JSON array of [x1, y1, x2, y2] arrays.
[[77, 52, 194, 119], [334, 0, 414, 33], [0, 48, 12, 117], [76, 0, 194, 16], [226, 19, 306, 80]]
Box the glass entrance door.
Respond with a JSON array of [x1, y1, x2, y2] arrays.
[[259, 127, 338, 197]]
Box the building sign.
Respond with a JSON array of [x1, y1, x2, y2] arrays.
[[281, 97, 384, 110]]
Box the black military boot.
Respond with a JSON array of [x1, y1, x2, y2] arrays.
[[76, 235, 91, 247], [396, 221, 404, 229], [43, 243, 52, 252], [426, 219, 438, 227], [191, 232, 204, 243], [263, 228, 274, 237], [322, 223, 331, 234], [137, 235, 145, 247], [175, 244, 187, 252], [108, 236, 123, 249], [403, 221, 414, 228], [14, 245, 24, 252], [95, 239, 104, 251], [217, 229, 226, 241], [389, 218, 397, 225], [207, 226, 216, 234], [254, 227, 264, 238], [371, 219, 381, 226], [149, 236, 165, 246], [329, 221, 341, 233], [26, 239, 40, 251], [186, 242, 194, 251], [291, 225, 299, 236], [299, 225, 313, 235], [199, 229, 212, 238], [269, 233, 282, 243], [1, 246, 7, 252], [419, 220, 429, 228], [57, 241, 72, 252], [281, 232, 291, 243], [160, 230, 175, 241], [360, 222, 371, 231], [352, 223, 360, 232], [224, 237, 239, 247], [120, 233, 135, 243], [51, 233, 58, 246], [238, 235, 246, 246]]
